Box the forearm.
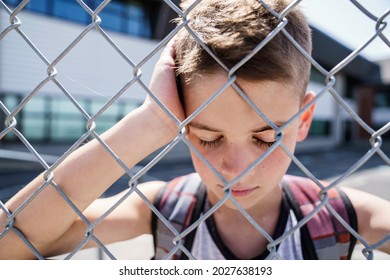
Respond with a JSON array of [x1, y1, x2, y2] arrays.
[[1, 38, 181, 258], [343, 187, 390, 256], [55, 104, 175, 201], [1, 104, 176, 246]]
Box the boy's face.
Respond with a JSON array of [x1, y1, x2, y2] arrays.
[[183, 72, 315, 211]]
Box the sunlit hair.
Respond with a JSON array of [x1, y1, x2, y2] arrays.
[[174, 0, 312, 97]]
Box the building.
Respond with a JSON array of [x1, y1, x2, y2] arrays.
[[373, 58, 390, 138], [306, 27, 384, 147], [0, 0, 159, 144], [0, 0, 386, 154]]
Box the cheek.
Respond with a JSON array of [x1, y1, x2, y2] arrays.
[[255, 146, 293, 176], [190, 149, 213, 172], [190, 150, 221, 182]]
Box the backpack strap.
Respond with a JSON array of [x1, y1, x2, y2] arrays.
[[152, 173, 206, 260], [282, 175, 357, 260]]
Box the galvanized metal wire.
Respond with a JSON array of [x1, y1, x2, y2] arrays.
[[0, 0, 389, 260]]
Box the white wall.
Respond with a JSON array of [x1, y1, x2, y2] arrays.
[[378, 57, 390, 84], [0, 10, 159, 102]]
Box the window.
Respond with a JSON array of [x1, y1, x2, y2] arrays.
[[1, 93, 138, 143], [27, 0, 50, 13], [3, 0, 23, 7], [21, 96, 47, 141], [51, 98, 86, 141], [0, 94, 19, 141], [53, 0, 89, 25], [99, 1, 123, 31], [4, 0, 153, 38], [308, 120, 331, 137], [125, 4, 151, 37], [310, 67, 325, 84], [375, 91, 390, 108]]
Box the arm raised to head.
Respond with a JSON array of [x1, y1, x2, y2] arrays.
[[0, 41, 182, 259]]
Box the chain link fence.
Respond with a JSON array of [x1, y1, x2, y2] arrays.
[[0, 0, 389, 260]]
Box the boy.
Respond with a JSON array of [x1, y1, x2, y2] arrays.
[[0, 0, 389, 259]]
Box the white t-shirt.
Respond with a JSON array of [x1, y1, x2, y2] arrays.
[[191, 204, 303, 260]]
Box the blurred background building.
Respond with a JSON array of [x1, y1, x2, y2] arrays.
[[1, 0, 388, 147], [0, 0, 389, 199]]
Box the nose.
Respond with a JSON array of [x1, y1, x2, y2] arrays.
[[220, 143, 258, 182]]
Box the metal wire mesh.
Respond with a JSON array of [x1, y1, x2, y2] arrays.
[[0, 0, 389, 260]]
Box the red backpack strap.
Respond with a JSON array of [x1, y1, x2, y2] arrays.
[[282, 175, 357, 260], [152, 173, 205, 259]]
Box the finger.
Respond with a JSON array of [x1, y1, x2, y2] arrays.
[[160, 37, 177, 62]]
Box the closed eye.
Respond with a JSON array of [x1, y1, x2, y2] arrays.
[[252, 137, 275, 149], [198, 137, 223, 148]]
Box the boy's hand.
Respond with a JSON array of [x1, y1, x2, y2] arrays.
[[144, 39, 185, 139]]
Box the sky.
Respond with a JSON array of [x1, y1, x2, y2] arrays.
[[300, 0, 390, 61]]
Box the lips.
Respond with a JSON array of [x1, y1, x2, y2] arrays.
[[229, 186, 259, 197], [217, 184, 259, 197], [232, 188, 256, 197]]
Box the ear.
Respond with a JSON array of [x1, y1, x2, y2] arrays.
[[297, 91, 316, 142]]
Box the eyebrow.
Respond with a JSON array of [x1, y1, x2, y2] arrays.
[[188, 121, 285, 133]]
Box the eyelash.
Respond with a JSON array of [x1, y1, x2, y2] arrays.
[[199, 137, 223, 148], [252, 137, 276, 149], [198, 137, 275, 149]]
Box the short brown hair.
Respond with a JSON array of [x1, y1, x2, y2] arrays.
[[174, 0, 312, 96]]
